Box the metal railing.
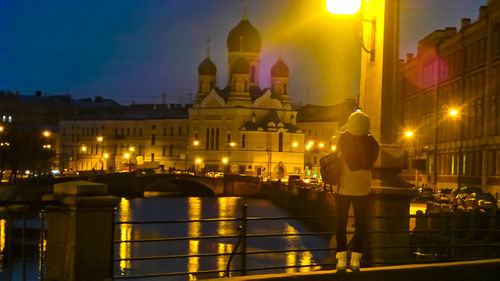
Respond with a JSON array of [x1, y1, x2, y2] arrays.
[[0, 200, 59, 281], [112, 204, 500, 280]]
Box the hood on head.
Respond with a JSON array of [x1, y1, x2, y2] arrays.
[[346, 111, 370, 135]]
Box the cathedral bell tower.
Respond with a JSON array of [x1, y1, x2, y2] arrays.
[[271, 56, 291, 110], [226, 4, 262, 87], [194, 39, 217, 107]]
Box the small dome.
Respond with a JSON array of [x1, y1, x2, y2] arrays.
[[271, 57, 289, 77], [198, 58, 217, 75], [227, 20, 262, 53], [231, 57, 250, 74]]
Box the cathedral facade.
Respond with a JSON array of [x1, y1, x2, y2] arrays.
[[187, 12, 304, 178]]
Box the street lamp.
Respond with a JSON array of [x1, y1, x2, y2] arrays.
[[193, 140, 200, 146], [129, 146, 135, 152], [97, 136, 103, 142], [405, 131, 414, 138], [124, 153, 131, 172], [43, 130, 51, 137], [326, 0, 361, 15], [0, 126, 3, 133], [449, 109, 459, 117]]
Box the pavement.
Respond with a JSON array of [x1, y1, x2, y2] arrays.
[[208, 258, 500, 281]]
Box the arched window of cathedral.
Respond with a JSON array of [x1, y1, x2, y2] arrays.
[[206, 128, 210, 149], [251, 66, 256, 82], [242, 134, 246, 148], [210, 128, 215, 150], [279, 132, 283, 152], [216, 128, 219, 150]]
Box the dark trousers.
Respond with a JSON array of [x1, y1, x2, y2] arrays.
[[335, 194, 369, 253]]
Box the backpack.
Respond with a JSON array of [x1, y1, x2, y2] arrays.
[[319, 151, 342, 185]]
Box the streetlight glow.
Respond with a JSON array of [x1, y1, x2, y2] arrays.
[[222, 157, 229, 164], [229, 142, 236, 147], [292, 141, 298, 147], [449, 109, 459, 116], [195, 158, 202, 164], [124, 153, 130, 159], [81, 145, 87, 152], [319, 143, 325, 148], [331, 145, 336, 151], [43, 130, 51, 137], [0, 126, 3, 132], [104, 153, 109, 159], [129, 147, 135, 152], [97, 136, 103, 142], [405, 131, 413, 137], [193, 140, 200, 146], [326, 0, 361, 15]]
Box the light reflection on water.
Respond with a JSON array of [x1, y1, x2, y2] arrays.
[[188, 197, 201, 280], [120, 198, 132, 275], [114, 197, 329, 280]]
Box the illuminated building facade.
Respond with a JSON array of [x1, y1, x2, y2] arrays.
[[397, 2, 500, 193], [187, 10, 304, 178]]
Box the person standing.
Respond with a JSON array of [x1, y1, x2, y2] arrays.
[[334, 111, 379, 271]]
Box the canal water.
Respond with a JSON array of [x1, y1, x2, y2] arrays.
[[115, 196, 330, 280], [0, 197, 330, 280]]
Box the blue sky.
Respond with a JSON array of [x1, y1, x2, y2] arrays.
[[0, 0, 487, 106]]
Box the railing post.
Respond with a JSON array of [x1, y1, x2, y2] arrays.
[[451, 212, 456, 259], [240, 204, 248, 276], [44, 180, 119, 281]]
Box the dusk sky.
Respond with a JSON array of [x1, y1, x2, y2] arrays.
[[0, 0, 486, 106]]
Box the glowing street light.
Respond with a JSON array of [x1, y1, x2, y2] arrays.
[[195, 158, 202, 164], [229, 142, 237, 147], [97, 136, 103, 142], [0, 126, 3, 132], [405, 131, 414, 138], [129, 147, 135, 152], [193, 140, 200, 146], [43, 130, 51, 137], [319, 143, 325, 148], [326, 0, 361, 15], [331, 145, 337, 151], [103, 153, 109, 159], [124, 153, 130, 159], [449, 109, 459, 117], [81, 145, 87, 152], [292, 141, 299, 147], [222, 157, 229, 164]]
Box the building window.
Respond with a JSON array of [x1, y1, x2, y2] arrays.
[[178, 127, 182, 136], [242, 134, 246, 148], [152, 125, 156, 130], [206, 128, 210, 149], [151, 153, 155, 162], [115, 128, 118, 136], [169, 144, 173, 156], [162, 145, 166, 156], [151, 134, 156, 145], [210, 128, 215, 150], [170, 127, 174, 136], [227, 134, 231, 144], [216, 128, 219, 150], [133, 128, 136, 136], [163, 127, 167, 136], [139, 128, 143, 136]]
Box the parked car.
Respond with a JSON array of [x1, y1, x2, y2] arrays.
[[435, 188, 453, 203], [463, 192, 497, 211], [288, 175, 301, 188], [417, 187, 434, 200]]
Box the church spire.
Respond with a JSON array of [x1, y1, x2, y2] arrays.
[[242, 0, 248, 20], [206, 38, 211, 58]]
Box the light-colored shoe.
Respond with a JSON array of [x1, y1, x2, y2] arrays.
[[350, 251, 362, 271], [335, 251, 348, 271]]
